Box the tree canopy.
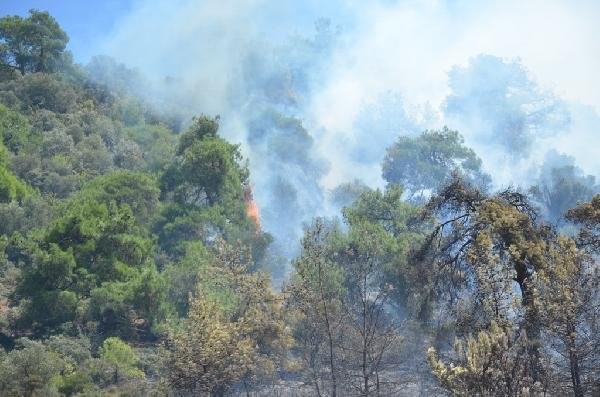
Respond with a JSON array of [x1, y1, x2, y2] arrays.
[[382, 127, 490, 201], [0, 9, 69, 75]]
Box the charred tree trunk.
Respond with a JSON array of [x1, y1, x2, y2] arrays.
[[566, 323, 584, 397]]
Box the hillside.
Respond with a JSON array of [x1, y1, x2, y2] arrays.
[[0, 8, 598, 397]]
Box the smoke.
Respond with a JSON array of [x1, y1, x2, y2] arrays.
[[445, 54, 570, 156], [91, 0, 600, 269], [306, 0, 600, 190], [529, 149, 598, 224]]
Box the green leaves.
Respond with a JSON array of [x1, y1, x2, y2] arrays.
[[0, 104, 32, 153], [11, 171, 167, 336], [125, 123, 176, 172], [99, 337, 144, 381], [176, 116, 219, 154], [382, 127, 490, 200], [0, 338, 66, 396], [0, 9, 69, 74], [163, 116, 247, 209], [0, 165, 31, 203], [0, 141, 33, 203], [157, 117, 268, 265], [78, 171, 160, 225]]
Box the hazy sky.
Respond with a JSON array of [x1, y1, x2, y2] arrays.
[[4, 1, 598, 110]]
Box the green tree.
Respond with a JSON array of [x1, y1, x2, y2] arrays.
[[162, 116, 248, 208], [0, 167, 31, 203], [0, 142, 32, 203], [0, 9, 69, 74], [163, 241, 213, 316], [0, 103, 32, 153], [11, 173, 168, 337], [98, 337, 144, 384], [343, 185, 427, 313], [124, 123, 176, 172], [288, 186, 421, 396], [4, 72, 78, 113], [382, 127, 490, 201], [157, 116, 269, 264], [286, 220, 345, 397], [15, 243, 79, 329], [0, 338, 65, 396], [77, 171, 160, 225], [47, 335, 95, 396], [335, 221, 404, 395]]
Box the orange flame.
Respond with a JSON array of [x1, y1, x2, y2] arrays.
[[244, 185, 260, 229]]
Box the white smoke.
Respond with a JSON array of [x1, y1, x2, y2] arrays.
[[93, 0, 600, 265]]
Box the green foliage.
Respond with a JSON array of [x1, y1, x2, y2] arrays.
[[0, 141, 33, 203], [56, 371, 93, 396], [11, 179, 168, 336], [0, 338, 65, 396], [157, 116, 269, 264], [89, 268, 171, 338], [78, 171, 160, 224], [176, 115, 219, 153], [46, 334, 92, 365], [99, 337, 144, 382], [72, 134, 113, 177], [344, 185, 427, 308], [0, 9, 69, 75], [163, 241, 213, 316], [46, 201, 151, 281], [16, 244, 79, 329], [125, 123, 176, 172], [382, 127, 490, 200], [287, 199, 415, 395], [0, 103, 32, 152], [0, 163, 31, 203], [3, 72, 78, 113], [162, 116, 248, 208]]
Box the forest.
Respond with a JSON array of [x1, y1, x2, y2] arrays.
[[0, 6, 598, 397]]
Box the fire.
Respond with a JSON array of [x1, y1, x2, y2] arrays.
[[244, 185, 260, 228]]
